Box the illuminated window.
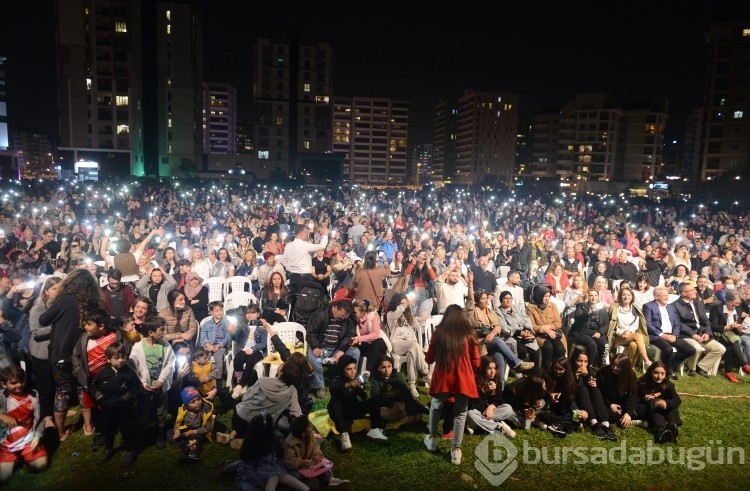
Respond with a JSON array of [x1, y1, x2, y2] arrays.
[[303, 83, 311, 93], [734, 110, 744, 119], [275, 116, 284, 125], [258, 150, 269, 160], [166, 10, 171, 21], [168, 144, 172, 154], [744, 28, 750, 37], [86, 78, 92, 91], [166, 24, 171, 35], [168, 118, 172, 128], [84, 7, 89, 14], [303, 140, 310, 149], [116, 95, 128, 106], [115, 21, 127, 33], [644, 124, 656, 134], [117, 125, 129, 134], [167, 79, 172, 87]]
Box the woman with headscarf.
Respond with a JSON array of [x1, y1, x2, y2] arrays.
[[526, 285, 567, 374], [183, 271, 209, 322]]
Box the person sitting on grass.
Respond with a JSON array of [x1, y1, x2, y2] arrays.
[[637, 361, 682, 444], [502, 374, 547, 431], [328, 354, 387, 451], [167, 386, 214, 462], [571, 350, 616, 441], [369, 354, 428, 427], [534, 356, 583, 438], [284, 414, 350, 489], [466, 355, 517, 438], [216, 353, 306, 447], [0, 365, 49, 485], [593, 352, 640, 429], [236, 413, 309, 491]]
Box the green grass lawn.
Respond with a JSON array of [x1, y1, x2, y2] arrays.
[[5, 371, 750, 491]]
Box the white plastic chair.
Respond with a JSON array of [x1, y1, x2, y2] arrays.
[[422, 315, 443, 351], [224, 291, 258, 310], [225, 276, 253, 296], [265, 322, 307, 378], [203, 277, 226, 303]]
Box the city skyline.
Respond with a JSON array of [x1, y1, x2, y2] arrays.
[[2, 1, 749, 146]]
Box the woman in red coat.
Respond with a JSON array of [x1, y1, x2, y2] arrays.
[[423, 304, 480, 465]]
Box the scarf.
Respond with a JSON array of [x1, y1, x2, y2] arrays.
[[184, 271, 203, 299]]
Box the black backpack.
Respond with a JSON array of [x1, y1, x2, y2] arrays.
[[292, 286, 323, 326]]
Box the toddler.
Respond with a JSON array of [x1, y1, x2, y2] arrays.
[[93, 342, 142, 466], [0, 365, 49, 484], [191, 346, 218, 400], [168, 386, 214, 462]]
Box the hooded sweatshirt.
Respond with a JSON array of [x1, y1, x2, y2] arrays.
[[235, 376, 301, 424]]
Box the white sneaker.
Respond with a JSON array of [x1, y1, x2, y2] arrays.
[[328, 477, 351, 488], [424, 434, 437, 452], [631, 419, 649, 429], [450, 447, 462, 465], [497, 421, 516, 439], [366, 428, 388, 443], [231, 384, 243, 400], [340, 432, 352, 450], [409, 383, 419, 399], [465, 426, 474, 435]]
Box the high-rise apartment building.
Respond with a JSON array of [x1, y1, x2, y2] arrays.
[[332, 96, 408, 185], [251, 36, 333, 178], [431, 98, 458, 183], [453, 90, 518, 185], [202, 82, 236, 154], [411, 143, 433, 187], [56, 0, 202, 178], [699, 19, 750, 181], [533, 94, 667, 183]]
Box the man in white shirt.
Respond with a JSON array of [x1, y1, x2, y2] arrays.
[[435, 263, 468, 314], [278, 223, 328, 295]]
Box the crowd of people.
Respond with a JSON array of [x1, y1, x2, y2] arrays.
[[0, 177, 749, 486]]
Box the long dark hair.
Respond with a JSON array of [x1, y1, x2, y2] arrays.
[[545, 356, 576, 402], [476, 355, 500, 393], [239, 413, 275, 462], [51, 269, 103, 321], [386, 292, 415, 325], [363, 250, 378, 270], [638, 360, 669, 392], [513, 374, 546, 408], [434, 304, 477, 371], [609, 353, 637, 396]]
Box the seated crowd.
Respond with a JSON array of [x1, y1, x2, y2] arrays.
[[1, 179, 749, 486]]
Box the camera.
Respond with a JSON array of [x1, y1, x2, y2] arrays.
[[356, 373, 369, 385], [249, 320, 262, 327]]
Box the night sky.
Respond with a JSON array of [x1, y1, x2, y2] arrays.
[[3, 1, 748, 146]]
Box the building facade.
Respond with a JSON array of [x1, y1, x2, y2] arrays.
[[699, 19, 750, 181], [251, 36, 333, 179], [332, 96, 408, 185], [202, 82, 236, 154]]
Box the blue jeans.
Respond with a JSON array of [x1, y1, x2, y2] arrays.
[[485, 337, 522, 387], [410, 288, 433, 318], [309, 346, 361, 390], [428, 392, 469, 449]]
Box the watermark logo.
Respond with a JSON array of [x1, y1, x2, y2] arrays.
[[475, 432, 518, 486], [475, 435, 745, 486]]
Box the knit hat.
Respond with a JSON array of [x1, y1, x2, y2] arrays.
[[180, 386, 200, 406]]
